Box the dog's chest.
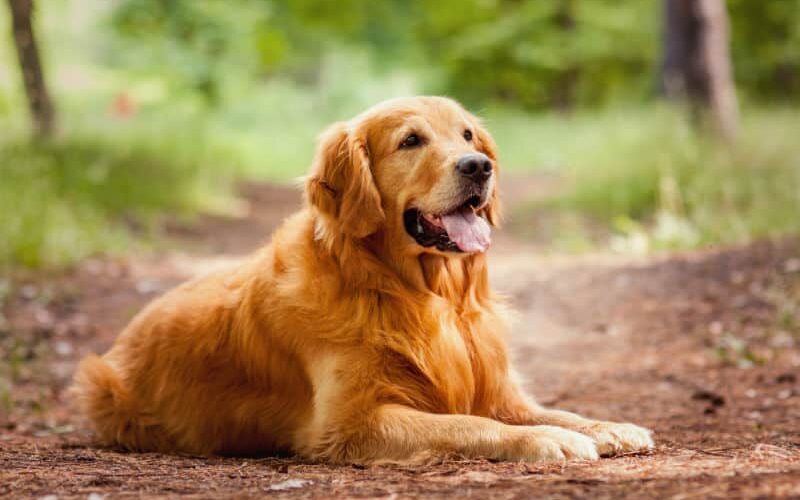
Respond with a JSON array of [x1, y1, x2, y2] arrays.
[[398, 311, 506, 415]]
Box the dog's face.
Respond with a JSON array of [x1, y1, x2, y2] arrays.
[[307, 96, 501, 256]]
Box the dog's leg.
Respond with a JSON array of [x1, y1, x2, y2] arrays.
[[494, 383, 654, 456], [310, 404, 599, 464]]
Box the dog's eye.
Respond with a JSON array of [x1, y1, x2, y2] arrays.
[[400, 133, 422, 149], [463, 129, 473, 142]]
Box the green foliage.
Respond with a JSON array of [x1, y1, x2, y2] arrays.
[[103, 0, 660, 110], [109, 0, 268, 103], [728, 0, 800, 101], [104, 0, 800, 110], [419, 1, 658, 109]]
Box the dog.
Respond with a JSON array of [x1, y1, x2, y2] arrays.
[[73, 96, 653, 463]]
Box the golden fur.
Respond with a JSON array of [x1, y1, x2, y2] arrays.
[[73, 96, 653, 463]]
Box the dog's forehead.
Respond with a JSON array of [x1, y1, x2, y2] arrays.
[[358, 97, 469, 131]]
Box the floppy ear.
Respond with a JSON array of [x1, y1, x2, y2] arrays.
[[305, 122, 385, 238], [473, 120, 503, 227]]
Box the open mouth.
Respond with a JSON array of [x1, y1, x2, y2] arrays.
[[403, 195, 491, 253]]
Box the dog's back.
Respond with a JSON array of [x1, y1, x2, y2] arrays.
[[72, 245, 314, 455]]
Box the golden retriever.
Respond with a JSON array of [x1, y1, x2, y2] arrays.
[[73, 96, 653, 463]]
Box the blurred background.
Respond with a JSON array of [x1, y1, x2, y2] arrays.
[[2, 0, 800, 268], [3, 6, 800, 492]]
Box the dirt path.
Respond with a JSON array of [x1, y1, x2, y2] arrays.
[[2, 179, 800, 498]]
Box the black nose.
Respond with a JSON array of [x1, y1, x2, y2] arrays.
[[456, 153, 493, 183]]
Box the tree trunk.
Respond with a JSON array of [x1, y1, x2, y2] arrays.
[[7, 0, 55, 138], [552, 0, 578, 112], [662, 0, 738, 142]]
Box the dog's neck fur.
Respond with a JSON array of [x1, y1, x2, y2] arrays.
[[417, 254, 491, 310], [312, 212, 491, 310]]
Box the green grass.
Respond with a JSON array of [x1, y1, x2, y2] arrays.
[[0, 121, 235, 268], [499, 105, 800, 251]]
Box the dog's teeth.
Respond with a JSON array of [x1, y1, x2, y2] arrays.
[[422, 213, 443, 228]]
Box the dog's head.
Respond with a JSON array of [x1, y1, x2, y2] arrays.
[[306, 96, 501, 256]]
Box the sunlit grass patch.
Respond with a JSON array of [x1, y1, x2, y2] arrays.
[[0, 124, 234, 269], [499, 106, 800, 251]]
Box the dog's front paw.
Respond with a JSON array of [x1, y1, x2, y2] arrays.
[[514, 425, 599, 463], [582, 422, 654, 456]]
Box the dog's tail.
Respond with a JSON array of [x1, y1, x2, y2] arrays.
[[72, 354, 163, 451]]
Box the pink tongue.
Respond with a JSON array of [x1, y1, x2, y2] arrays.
[[440, 207, 491, 253]]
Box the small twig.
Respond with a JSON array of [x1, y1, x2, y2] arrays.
[[684, 446, 741, 457]]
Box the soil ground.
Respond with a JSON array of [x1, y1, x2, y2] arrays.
[[2, 178, 800, 499]]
